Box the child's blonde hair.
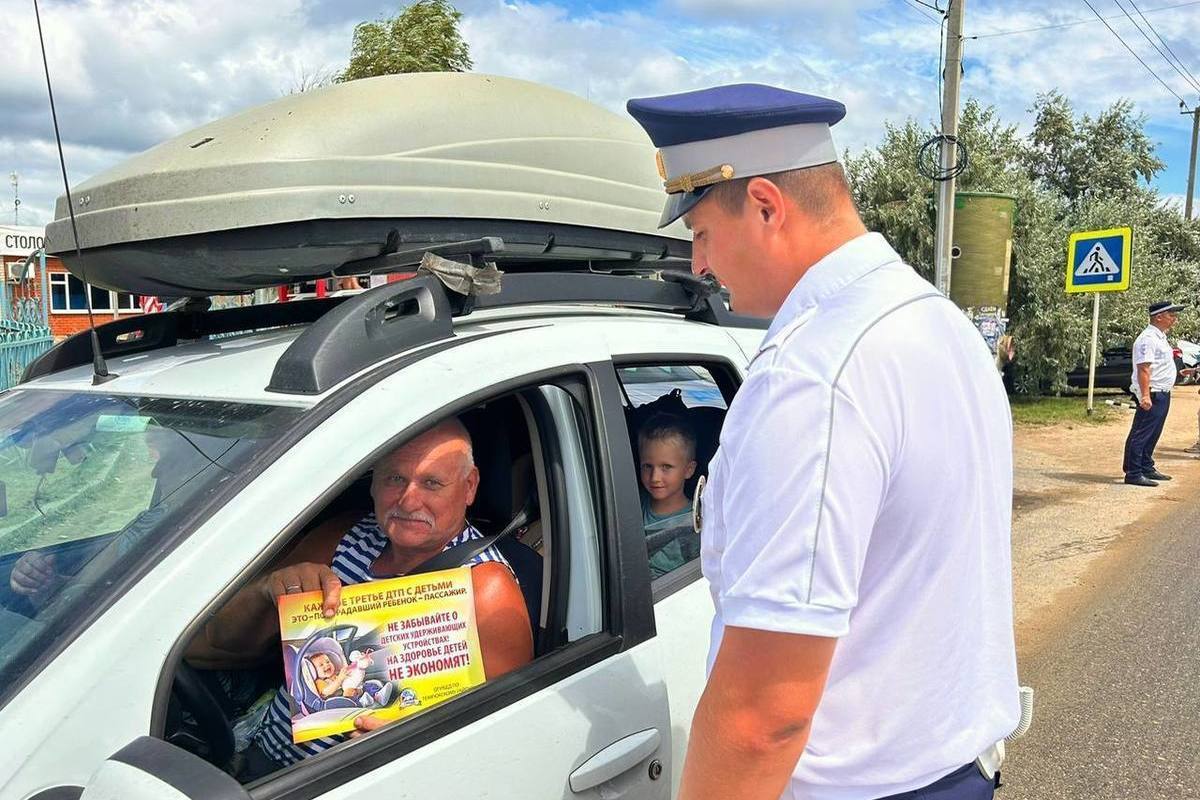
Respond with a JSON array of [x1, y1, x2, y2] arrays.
[[637, 413, 697, 462]]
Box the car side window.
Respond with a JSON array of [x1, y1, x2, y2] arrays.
[[616, 363, 736, 592], [165, 380, 609, 783]]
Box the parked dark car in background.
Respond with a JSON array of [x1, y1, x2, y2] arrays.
[[1066, 344, 1185, 392]]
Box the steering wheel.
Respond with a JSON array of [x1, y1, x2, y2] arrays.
[[169, 661, 236, 771]]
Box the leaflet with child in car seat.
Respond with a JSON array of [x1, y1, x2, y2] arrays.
[[276, 566, 485, 743]]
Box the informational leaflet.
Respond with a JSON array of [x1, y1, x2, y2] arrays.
[[276, 566, 485, 743]]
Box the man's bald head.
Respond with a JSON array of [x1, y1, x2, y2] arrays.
[[388, 417, 475, 475]]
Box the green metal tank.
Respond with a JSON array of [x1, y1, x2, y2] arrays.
[[949, 192, 1017, 313]]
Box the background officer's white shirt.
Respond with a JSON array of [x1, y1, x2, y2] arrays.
[[1129, 324, 1176, 400], [701, 233, 1020, 800]]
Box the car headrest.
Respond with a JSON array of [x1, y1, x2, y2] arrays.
[[626, 397, 726, 499], [461, 397, 530, 533]]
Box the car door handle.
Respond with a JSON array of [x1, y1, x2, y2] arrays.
[[569, 728, 662, 793]]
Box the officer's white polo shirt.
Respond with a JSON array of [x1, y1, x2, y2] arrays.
[[701, 233, 1020, 800], [1129, 324, 1176, 399]]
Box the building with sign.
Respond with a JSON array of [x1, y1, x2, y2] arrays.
[[0, 224, 145, 339]]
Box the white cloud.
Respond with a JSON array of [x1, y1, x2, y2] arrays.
[[667, 0, 882, 22], [1160, 193, 1197, 216], [2, 0, 354, 223], [459, 0, 938, 154], [3, 0, 1197, 229]]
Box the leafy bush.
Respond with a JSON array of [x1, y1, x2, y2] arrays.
[[845, 93, 1200, 394]]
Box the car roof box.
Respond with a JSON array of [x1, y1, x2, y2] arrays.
[[44, 73, 688, 296]]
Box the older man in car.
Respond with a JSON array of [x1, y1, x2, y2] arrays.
[[195, 417, 532, 778]]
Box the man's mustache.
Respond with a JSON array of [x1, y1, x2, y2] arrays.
[[386, 510, 434, 527]]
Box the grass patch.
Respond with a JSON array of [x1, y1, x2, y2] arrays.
[[1009, 395, 1119, 426]]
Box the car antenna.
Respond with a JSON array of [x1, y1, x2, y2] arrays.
[[32, 0, 116, 385]]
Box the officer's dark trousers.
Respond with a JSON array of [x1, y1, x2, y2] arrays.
[[1122, 390, 1172, 477], [876, 763, 995, 799]]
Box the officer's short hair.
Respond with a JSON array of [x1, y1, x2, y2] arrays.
[[638, 413, 697, 463], [708, 162, 851, 221]]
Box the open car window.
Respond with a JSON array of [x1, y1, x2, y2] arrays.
[[0, 389, 302, 703], [617, 363, 736, 593]]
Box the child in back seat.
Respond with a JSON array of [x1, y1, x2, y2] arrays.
[[637, 413, 698, 578]]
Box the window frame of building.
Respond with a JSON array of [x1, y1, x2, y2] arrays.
[[49, 272, 142, 315]]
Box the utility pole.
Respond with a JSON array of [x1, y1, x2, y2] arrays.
[[933, 0, 966, 297], [1185, 105, 1198, 221]]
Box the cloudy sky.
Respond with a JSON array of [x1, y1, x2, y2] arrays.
[[2, 0, 1199, 227]]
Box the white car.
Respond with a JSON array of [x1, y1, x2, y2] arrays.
[[0, 74, 768, 799]]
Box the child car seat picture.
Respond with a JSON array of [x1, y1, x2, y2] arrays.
[[286, 625, 397, 718]]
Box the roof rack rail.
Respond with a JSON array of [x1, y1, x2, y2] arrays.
[[334, 235, 503, 277], [464, 270, 761, 327], [267, 276, 451, 395], [21, 295, 349, 384], [264, 270, 766, 395], [21, 266, 767, 394]]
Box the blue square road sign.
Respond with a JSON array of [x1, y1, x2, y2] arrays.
[[1065, 227, 1131, 294]]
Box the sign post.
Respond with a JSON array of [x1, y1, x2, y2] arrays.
[[1065, 227, 1133, 415], [1087, 292, 1101, 413]]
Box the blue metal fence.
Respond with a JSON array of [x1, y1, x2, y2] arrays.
[[0, 249, 54, 390]]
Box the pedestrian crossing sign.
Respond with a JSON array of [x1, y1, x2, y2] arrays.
[[1065, 227, 1131, 294]]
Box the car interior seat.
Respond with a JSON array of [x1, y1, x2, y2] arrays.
[[683, 405, 725, 496], [460, 400, 545, 644], [623, 389, 727, 496], [291, 633, 359, 713]]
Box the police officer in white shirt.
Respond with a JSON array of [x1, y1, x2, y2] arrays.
[[627, 85, 1020, 800], [1123, 301, 1187, 487]]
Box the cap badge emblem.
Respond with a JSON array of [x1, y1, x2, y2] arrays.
[[663, 164, 736, 195]]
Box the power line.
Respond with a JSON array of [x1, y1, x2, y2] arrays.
[[1127, 0, 1200, 92], [1111, 0, 1200, 94], [970, 0, 1200, 39], [1077, 0, 1191, 108], [904, 0, 942, 24], [909, 0, 944, 12]]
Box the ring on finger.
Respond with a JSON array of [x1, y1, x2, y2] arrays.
[[284, 583, 302, 592]]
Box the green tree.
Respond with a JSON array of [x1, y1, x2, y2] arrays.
[[339, 0, 472, 83], [845, 99, 1037, 281], [1024, 91, 1164, 206], [846, 94, 1200, 395]]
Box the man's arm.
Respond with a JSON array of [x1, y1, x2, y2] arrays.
[[471, 562, 534, 678], [185, 512, 353, 667], [678, 627, 837, 800], [1138, 362, 1152, 409]]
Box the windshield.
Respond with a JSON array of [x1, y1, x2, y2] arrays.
[[0, 389, 302, 700]]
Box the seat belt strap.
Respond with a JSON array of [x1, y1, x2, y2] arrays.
[[408, 496, 536, 575]]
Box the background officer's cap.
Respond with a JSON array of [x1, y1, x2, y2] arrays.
[[626, 83, 846, 227], [1149, 301, 1185, 316]]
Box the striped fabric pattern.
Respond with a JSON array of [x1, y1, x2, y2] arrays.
[[254, 514, 511, 768]]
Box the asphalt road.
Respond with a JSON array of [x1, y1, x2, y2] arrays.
[[1001, 492, 1200, 799]]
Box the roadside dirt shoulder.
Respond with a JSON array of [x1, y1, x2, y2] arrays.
[[1012, 387, 1200, 658]]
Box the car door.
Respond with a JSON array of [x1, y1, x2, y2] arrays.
[[50, 325, 672, 800], [596, 317, 754, 799]]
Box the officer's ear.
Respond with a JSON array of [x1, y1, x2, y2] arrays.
[[745, 177, 787, 230]]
